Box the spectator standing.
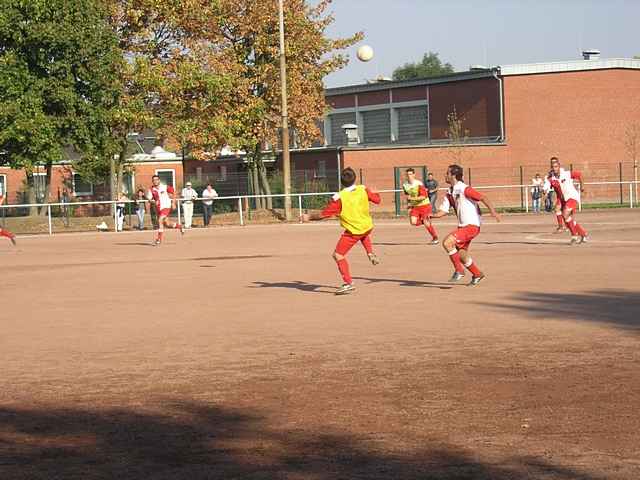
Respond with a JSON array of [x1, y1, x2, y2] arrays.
[[180, 182, 199, 229], [201, 183, 218, 227], [135, 188, 147, 230], [425, 172, 439, 206], [531, 174, 543, 213], [116, 191, 128, 231]]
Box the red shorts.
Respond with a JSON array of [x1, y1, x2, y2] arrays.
[[158, 208, 171, 217], [450, 225, 480, 250], [335, 229, 372, 256], [410, 204, 433, 223], [564, 199, 578, 212]]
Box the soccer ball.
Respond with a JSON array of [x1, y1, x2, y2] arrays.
[[357, 45, 374, 62]]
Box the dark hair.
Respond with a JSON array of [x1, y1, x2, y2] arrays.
[[550, 156, 559, 164], [206, 183, 212, 187], [340, 167, 357, 188], [405, 167, 415, 174], [428, 172, 434, 176], [152, 174, 160, 180], [448, 164, 464, 181]]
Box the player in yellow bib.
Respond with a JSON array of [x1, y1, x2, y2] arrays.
[[301, 167, 381, 295], [403, 168, 438, 244]]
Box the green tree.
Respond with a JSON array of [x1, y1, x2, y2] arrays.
[[392, 51, 454, 81], [0, 0, 122, 213]]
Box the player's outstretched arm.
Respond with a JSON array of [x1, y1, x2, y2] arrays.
[[301, 196, 341, 223]]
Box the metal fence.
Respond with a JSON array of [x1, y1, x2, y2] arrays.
[[1, 181, 638, 236]]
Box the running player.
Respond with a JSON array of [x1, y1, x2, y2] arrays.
[[0, 191, 16, 246], [147, 175, 184, 245], [403, 168, 438, 245], [431, 164, 501, 286], [301, 167, 381, 295], [543, 157, 588, 244]]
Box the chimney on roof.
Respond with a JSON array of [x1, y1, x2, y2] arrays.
[[582, 49, 601, 60]]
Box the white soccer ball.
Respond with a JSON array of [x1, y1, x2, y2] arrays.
[[357, 45, 374, 62]]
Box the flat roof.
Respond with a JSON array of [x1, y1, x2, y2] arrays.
[[325, 57, 640, 95]]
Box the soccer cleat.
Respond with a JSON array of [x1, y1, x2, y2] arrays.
[[553, 226, 565, 234], [152, 239, 161, 246], [467, 274, 486, 287], [449, 271, 465, 282], [178, 224, 185, 235], [429, 239, 440, 245], [368, 253, 380, 265], [570, 236, 581, 245], [580, 235, 589, 244], [335, 283, 356, 295], [10, 235, 16, 246]]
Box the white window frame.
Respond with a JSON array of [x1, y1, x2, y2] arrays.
[[0, 174, 6, 198], [155, 169, 176, 189], [72, 172, 94, 196], [122, 171, 136, 195], [32, 172, 48, 201]]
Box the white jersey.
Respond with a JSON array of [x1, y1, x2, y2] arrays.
[[147, 184, 174, 210], [543, 168, 581, 203], [439, 181, 482, 227]]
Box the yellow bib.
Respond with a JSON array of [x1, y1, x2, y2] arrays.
[[338, 185, 373, 235]]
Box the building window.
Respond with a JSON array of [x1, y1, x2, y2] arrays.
[[329, 112, 356, 145], [33, 172, 47, 202], [219, 165, 228, 181], [397, 106, 428, 144], [72, 173, 94, 196], [0, 174, 6, 198], [361, 109, 391, 144], [155, 169, 175, 189], [122, 172, 135, 195], [316, 160, 327, 179]]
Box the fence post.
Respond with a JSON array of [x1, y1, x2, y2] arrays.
[[113, 201, 118, 232], [619, 162, 623, 205], [525, 186, 529, 213], [519, 166, 524, 210], [630, 183, 633, 209], [177, 200, 182, 226], [298, 194, 303, 218], [238, 197, 244, 226], [47, 204, 52, 235]]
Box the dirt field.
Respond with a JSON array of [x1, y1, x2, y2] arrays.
[[1, 209, 639, 479]]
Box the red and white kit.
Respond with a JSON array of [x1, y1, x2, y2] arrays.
[[439, 180, 483, 250], [148, 184, 174, 217], [544, 168, 582, 212]]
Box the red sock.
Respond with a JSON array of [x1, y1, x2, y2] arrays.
[[0, 229, 14, 239], [175, 223, 182, 230], [556, 213, 564, 227], [425, 224, 438, 240], [464, 259, 482, 277], [336, 258, 352, 284], [448, 249, 465, 273], [157, 231, 164, 242], [565, 217, 577, 235], [360, 235, 373, 255]]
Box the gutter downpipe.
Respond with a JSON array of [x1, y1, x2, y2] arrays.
[[493, 69, 505, 142], [336, 147, 342, 189]]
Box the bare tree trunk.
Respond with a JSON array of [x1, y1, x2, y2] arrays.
[[251, 162, 263, 210], [25, 170, 38, 216], [255, 149, 273, 210], [39, 161, 53, 216]]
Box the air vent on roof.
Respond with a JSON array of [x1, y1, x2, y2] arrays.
[[469, 65, 488, 71], [582, 49, 601, 60]]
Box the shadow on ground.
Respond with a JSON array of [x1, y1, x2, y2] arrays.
[[353, 276, 455, 290], [0, 401, 607, 480], [479, 289, 640, 331], [250, 280, 335, 294]]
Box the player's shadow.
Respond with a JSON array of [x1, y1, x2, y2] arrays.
[[250, 280, 335, 294], [0, 401, 610, 480], [479, 289, 640, 332], [353, 276, 455, 289], [373, 242, 426, 246]]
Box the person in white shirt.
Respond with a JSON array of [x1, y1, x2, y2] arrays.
[[180, 182, 199, 229], [201, 183, 218, 227], [431, 164, 501, 286], [531, 174, 543, 213]]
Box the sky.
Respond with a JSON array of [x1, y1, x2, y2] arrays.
[[321, 0, 640, 88]]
